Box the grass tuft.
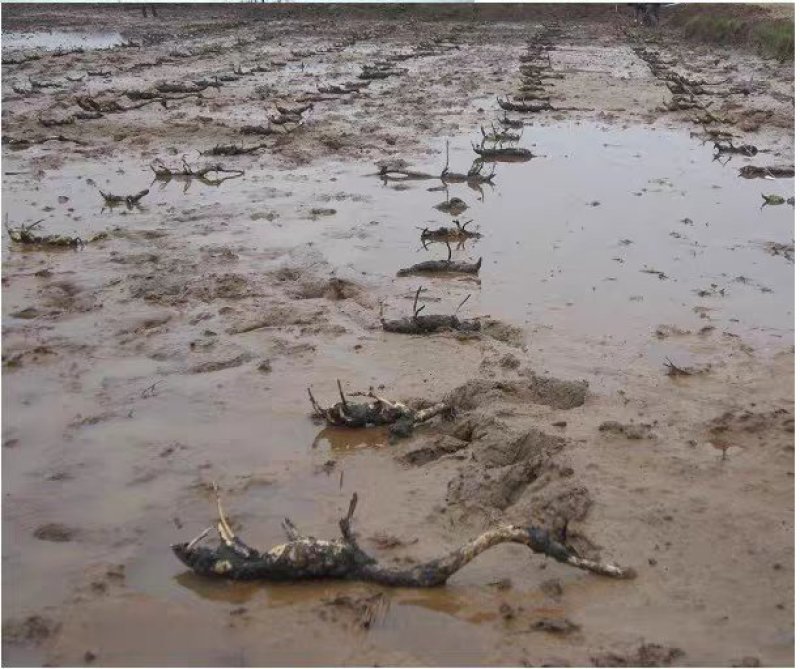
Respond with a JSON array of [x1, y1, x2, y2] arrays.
[[670, 9, 794, 62]]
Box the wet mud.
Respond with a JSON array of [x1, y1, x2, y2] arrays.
[[2, 4, 794, 667]]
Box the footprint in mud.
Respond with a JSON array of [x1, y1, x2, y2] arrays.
[[598, 420, 655, 440], [33, 523, 78, 542], [307, 207, 337, 220], [590, 643, 685, 667], [2, 614, 61, 646], [187, 352, 254, 374]]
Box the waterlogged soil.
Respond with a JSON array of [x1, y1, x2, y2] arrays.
[[2, 5, 794, 667]]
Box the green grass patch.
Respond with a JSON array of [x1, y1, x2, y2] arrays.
[[672, 11, 793, 62], [752, 20, 794, 61]]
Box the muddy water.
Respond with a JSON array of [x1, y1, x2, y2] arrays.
[[309, 124, 794, 345], [2, 117, 794, 665], [1, 5, 795, 662]]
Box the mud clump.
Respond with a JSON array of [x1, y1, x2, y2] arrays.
[[3, 614, 61, 645], [270, 267, 303, 283], [654, 324, 690, 339], [33, 523, 76, 542], [446, 426, 572, 519], [367, 533, 418, 550], [115, 309, 173, 335], [309, 208, 337, 219], [3, 345, 56, 370], [591, 643, 685, 667], [447, 415, 499, 443], [524, 370, 588, 409], [598, 421, 655, 440], [498, 353, 521, 369], [321, 593, 389, 629], [532, 617, 580, 635], [398, 434, 470, 466], [446, 372, 588, 412], [226, 306, 318, 334], [189, 273, 255, 301], [483, 320, 527, 348], [707, 408, 793, 439], [763, 241, 794, 263], [188, 352, 254, 374], [293, 277, 363, 302], [540, 577, 563, 598]]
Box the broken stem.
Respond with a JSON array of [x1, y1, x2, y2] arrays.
[[412, 286, 425, 319], [454, 293, 472, 315]]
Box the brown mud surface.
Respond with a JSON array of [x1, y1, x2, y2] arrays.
[[2, 4, 794, 667]]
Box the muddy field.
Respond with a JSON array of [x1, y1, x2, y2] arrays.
[[1, 3, 795, 667]]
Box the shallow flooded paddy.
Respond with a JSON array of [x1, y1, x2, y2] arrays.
[[2, 4, 794, 667]]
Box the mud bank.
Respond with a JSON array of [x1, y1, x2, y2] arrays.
[[2, 4, 794, 667]]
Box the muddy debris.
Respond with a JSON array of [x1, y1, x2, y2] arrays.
[[150, 158, 245, 185], [75, 93, 166, 115], [33, 523, 77, 542], [763, 241, 794, 263], [99, 188, 149, 208], [5, 218, 86, 248], [713, 139, 758, 157], [654, 325, 690, 339], [419, 219, 482, 243], [445, 372, 588, 412], [3, 133, 87, 148], [598, 421, 654, 440], [201, 142, 269, 157], [739, 165, 794, 179], [3, 615, 61, 646], [707, 407, 793, 438], [480, 124, 522, 143], [591, 643, 685, 667], [358, 64, 406, 80], [323, 592, 389, 629], [381, 288, 480, 335], [367, 533, 419, 550], [498, 96, 553, 113], [472, 143, 533, 162], [397, 245, 482, 277], [760, 194, 788, 206], [292, 277, 363, 302], [532, 617, 580, 635], [398, 434, 470, 466], [433, 196, 469, 216], [540, 577, 564, 598], [240, 124, 273, 136], [189, 352, 254, 374], [308, 380, 448, 432], [482, 320, 527, 348], [663, 357, 708, 377]]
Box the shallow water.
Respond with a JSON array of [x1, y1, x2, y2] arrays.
[[2, 118, 794, 666], [321, 123, 794, 347], [6, 121, 791, 351]]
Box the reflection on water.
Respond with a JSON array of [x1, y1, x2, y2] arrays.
[[2, 30, 124, 51], [321, 123, 795, 349], [174, 571, 261, 605], [312, 426, 389, 450]]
